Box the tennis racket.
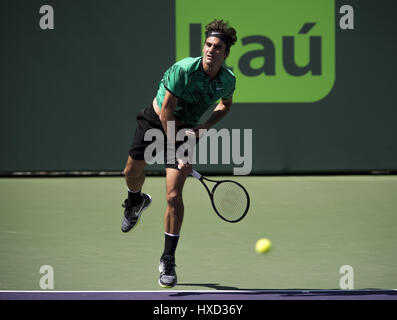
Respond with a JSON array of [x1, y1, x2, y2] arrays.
[[190, 169, 250, 223]]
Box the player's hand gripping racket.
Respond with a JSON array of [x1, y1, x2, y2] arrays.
[[190, 169, 250, 223]]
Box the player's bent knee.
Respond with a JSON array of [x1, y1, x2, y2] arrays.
[[166, 192, 183, 209]]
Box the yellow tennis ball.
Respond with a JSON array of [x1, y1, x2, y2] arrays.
[[255, 238, 272, 254]]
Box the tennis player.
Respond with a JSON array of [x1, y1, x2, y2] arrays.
[[121, 19, 237, 288]]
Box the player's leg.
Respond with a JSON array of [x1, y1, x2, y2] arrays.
[[164, 167, 188, 235], [124, 155, 146, 203], [158, 166, 189, 288], [121, 156, 152, 233], [121, 104, 158, 233]]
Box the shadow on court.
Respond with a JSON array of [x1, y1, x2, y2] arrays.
[[173, 283, 397, 299]]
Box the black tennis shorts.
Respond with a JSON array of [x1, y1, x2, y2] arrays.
[[129, 104, 198, 169]]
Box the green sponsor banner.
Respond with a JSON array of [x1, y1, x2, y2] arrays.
[[176, 0, 335, 103]]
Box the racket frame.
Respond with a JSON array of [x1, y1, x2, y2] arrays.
[[191, 169, 250, 223]]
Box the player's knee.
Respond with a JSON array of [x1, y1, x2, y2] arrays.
[[166, 191, 182, 209]]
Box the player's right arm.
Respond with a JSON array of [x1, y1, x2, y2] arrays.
[[159, 89, 178, 136], [160, 62, 186, 134], [160, 90, 192, 174]]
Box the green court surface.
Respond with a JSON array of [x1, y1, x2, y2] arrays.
[[0, 175, 396, 291]]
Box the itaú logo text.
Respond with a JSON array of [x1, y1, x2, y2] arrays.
[[176, 0, 336, 103]]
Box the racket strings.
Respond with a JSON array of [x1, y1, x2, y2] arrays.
[[212, 181, 248, 221]]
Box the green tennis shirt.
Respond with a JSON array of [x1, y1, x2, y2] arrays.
[[155, 56, 236, 126]]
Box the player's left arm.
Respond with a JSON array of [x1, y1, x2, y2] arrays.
[[190, 97, 233, 136]]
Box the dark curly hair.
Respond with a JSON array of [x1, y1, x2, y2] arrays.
[[204, 19, 237, 51]]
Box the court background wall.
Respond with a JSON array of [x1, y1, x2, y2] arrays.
[[0, 0, 396, 174]]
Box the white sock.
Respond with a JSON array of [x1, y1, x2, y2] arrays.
[[165, 232, 180, 237], [127, 187, 141, 194]]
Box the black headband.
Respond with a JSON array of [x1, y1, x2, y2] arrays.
[[206, 31, 232, 50]]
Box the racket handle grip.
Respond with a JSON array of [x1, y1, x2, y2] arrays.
[[190, 169, 202, 180]]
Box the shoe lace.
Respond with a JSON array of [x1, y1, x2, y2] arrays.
[[162, 256, 176, 274], [122, 200, 130, 209], [121, 205, 136, 224]]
